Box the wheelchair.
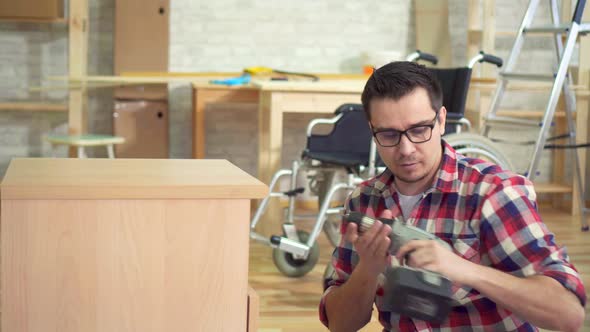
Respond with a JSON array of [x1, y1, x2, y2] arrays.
[[249, 103, 374, 277], [250, 51, 513, 278]]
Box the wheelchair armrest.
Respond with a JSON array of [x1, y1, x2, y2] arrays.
[[306, 113, 344, 137]]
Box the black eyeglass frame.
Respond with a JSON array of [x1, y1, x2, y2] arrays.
[[371, 109, 441, 147]]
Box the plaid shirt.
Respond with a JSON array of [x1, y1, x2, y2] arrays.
[[319, 141, 586, 332]]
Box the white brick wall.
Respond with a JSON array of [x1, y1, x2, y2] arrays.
[[169, 0, 412, 73], [168, 0, 413, 170]]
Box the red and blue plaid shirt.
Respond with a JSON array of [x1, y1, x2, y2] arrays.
[[319, 141, 586, 331]]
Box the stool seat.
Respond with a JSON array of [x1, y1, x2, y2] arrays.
[[45, 134, 125, 158]]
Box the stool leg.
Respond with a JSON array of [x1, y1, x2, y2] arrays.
[[107, 144, 115, 159], [77, 146, 87, 158]]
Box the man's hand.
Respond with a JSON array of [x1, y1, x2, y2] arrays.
[[396, 240, 473, 283], [345, 210, 393, 279]]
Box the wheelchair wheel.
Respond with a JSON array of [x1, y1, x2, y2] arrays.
[[444, 133, 514, 171], [272, 230, 320, 277]]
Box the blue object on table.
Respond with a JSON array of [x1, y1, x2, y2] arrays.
[[210, 73, 251, 86]]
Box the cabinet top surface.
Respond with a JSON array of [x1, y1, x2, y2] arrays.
[[1, 158, 268, 199]]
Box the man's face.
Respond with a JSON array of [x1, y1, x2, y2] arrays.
[[369, 88, 446, 195]]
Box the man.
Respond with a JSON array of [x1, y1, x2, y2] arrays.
[[319, 61, 586, 331]]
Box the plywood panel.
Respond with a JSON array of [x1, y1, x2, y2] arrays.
[[114, 0, 169, 74], [414, 0, 452, 67]]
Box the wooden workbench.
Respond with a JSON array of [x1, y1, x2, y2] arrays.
[[191, 79, 367, 235], [191, 79, 367, 180]]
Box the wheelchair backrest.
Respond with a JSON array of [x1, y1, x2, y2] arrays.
[[429, 67, 472, 118], [307, 104, 372, 157], [429, 67, 472, 135], [305, 103, 384, 170]]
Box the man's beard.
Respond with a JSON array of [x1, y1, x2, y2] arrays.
[[394, 169, 429, 184], [393, 158, 428, 184]]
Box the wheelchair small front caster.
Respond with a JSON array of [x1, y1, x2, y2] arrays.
[[582, 225, 589, 232], [272, 230, 319, 277]]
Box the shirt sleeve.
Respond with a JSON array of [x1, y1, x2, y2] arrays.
[[318, 187, 361, 328], [479, 176, 586, 306]]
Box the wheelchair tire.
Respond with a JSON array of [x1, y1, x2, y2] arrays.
[[272, 230, 320, 278], [444, 133, 515, 171]]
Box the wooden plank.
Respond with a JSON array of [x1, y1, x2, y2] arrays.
[[573, 3, 590, 217], [48, 72, 370, 85], [247, 286, 260, 332], [253, 80, 365, 93], [495, 109, 575, 118], [1, 158, 268, 200], [573, 93, 588, 215], [470, 81, 590, 94], [0, 103, 67, 112], [481, 0, 496, 78], [114, 0, 169, 75], [0, 17, 67, 23], [415, 0, 452, 67], [123, 71, 370, 80], [533, 182, 573, 194], [67, 0, 88, 157]]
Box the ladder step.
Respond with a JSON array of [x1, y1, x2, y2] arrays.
[[496, 110, 574, 119], [501, 73, 555, 82], [533, 182, 572, 194], [524, 24, 570, 34], [485, 115, 540, 127], [580, 23, 590, 34]]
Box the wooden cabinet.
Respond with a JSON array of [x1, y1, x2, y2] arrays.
[[1, 158, 267, 332]]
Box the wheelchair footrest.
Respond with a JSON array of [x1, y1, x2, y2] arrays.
[[270, 235, 310, 258], [283, 187, 305, 197]]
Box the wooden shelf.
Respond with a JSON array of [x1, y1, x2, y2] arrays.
[[534, 182, 572, 194], [0, 17, 67, 24], [496, 109, 574, 119], [0, 102, 67, 112], [470, 81, 590, 95]]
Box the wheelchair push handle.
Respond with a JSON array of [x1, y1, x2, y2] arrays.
[[406, 50, 439, 65], [468, 51, 503, 68]]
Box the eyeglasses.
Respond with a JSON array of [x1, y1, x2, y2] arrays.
[[372, 110, 440, 147]]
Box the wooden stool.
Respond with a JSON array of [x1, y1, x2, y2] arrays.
[[45, 134, 125, 158]]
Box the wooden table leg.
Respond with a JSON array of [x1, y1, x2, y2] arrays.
[[192, 89, 206, 158], [257, 90, 284, 236]]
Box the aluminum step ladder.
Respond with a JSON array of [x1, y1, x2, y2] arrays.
[[482, 0, 590, 230]]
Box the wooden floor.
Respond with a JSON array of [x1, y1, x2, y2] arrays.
[[248, 207, 590, 332]]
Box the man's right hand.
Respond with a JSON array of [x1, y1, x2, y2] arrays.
[[344, 209, 393, 279]]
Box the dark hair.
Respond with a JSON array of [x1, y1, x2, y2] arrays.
[[361, 61, 442, 121]]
